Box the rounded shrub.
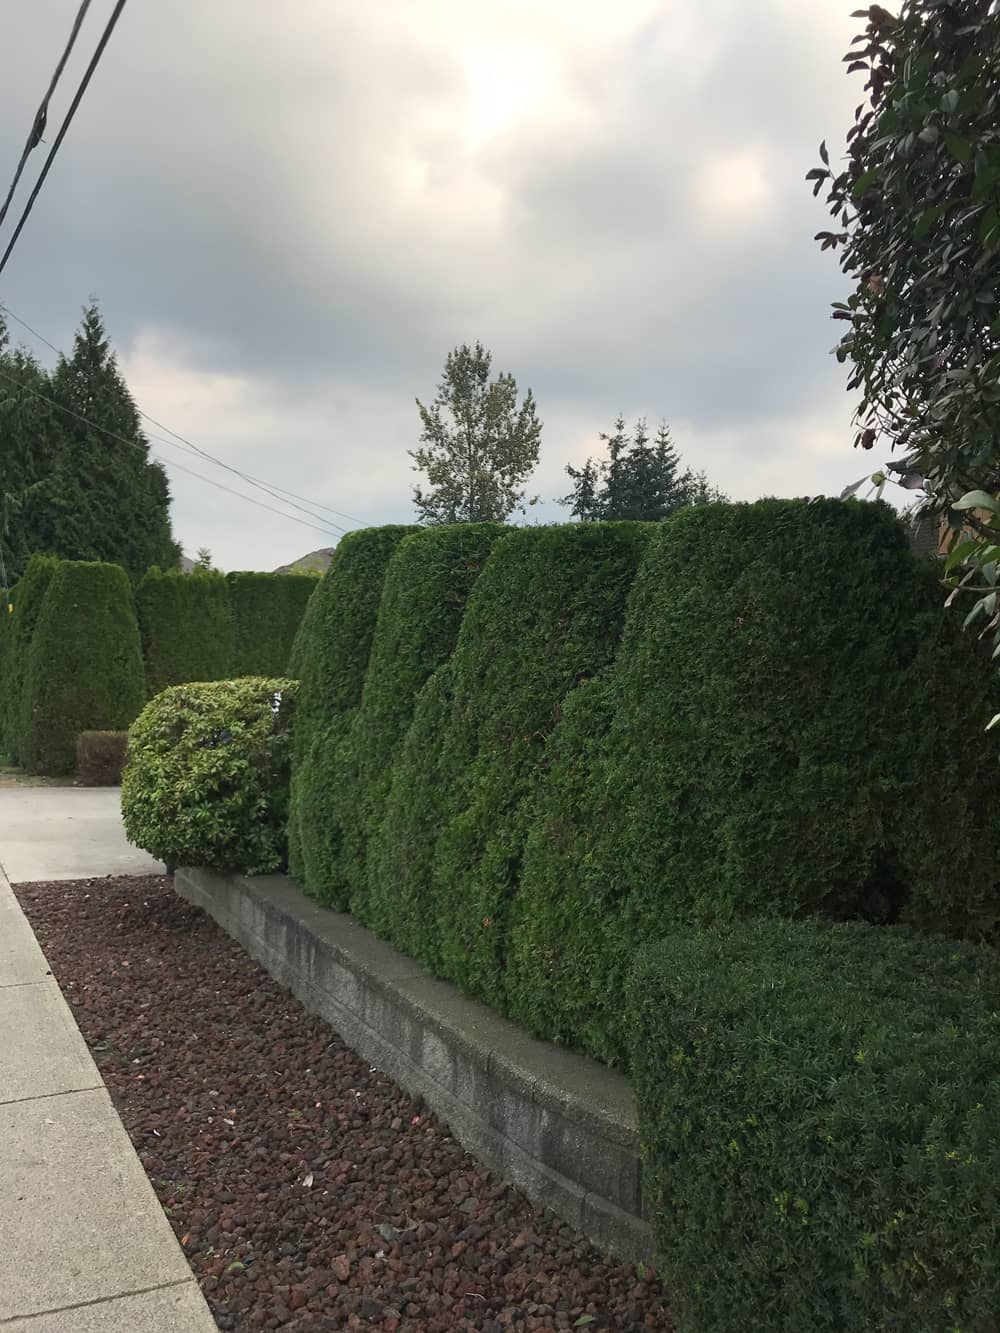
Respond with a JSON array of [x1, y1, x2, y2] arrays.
[[135, 566, 234, 696], [507, 499, 1000, 1065], [227, 571, 317, 678], [122, 677, 296, 874], [372, 522, 650, 1003], [323, 523, 505, 921], [288, 525, 418, 896], [21, 560, 145, 775], [630, 920, 1000, 1333], [0, 553, 60, 762]]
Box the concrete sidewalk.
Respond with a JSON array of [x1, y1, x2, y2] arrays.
[[0, 870, 214, 1329], [0, 787, 161, 883]]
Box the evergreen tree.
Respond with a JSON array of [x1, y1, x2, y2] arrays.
[[24, 304, 180, 580], [410, 342, 542, 524], [563, 416, 727, 521]]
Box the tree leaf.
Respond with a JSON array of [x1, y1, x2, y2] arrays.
[[953, 490, 1000, 513], [944, 132, 972, 163]]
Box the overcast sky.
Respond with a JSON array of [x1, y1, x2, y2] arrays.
[[1, 0, 872, 570]]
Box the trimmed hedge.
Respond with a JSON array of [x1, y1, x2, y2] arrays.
[[0, 553, 60, 762], [506, 499, 1000, 1066], [323, 523, 504, 919], [21, 561, 145, 775], [227, 572, 317, 679], [122, 677, 296, 874], [135, 567, 234, 696], [288, 526, 418, 895], [630, 921, 1000, 1332], [372, 523, 650, 1002]]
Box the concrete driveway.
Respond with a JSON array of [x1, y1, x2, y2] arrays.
[[0, 787, 161, 883]]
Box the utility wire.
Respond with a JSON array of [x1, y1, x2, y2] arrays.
[[0, 0, 129, 277], [0, 302, 367, 529], [0, 0, 93, 235], [0, 365, 347, 541]]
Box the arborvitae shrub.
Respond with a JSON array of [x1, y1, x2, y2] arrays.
[[227, 571, 317, 678], [135, 567, 234, 696], [288, 526, 418, 895], [372, 523, 650, 1000], [318, 523, 505, 921], [123, 678, 296, 874], [0, 553, 60, 762], [21, 561, 145, 775], [630, 921, 1000, 1332], [507, 499, 1000, 1066]]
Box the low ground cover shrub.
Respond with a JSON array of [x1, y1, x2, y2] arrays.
[[21, 561, 145, 775], [135, 567, 234, 695], [630, 920, 1000, 1332], [288, 525, 417, 897], [76, 730, 128, 785], [122, 677, 296, 874], [227, 571, 317, 678], [506, 499, 1000, 1066]]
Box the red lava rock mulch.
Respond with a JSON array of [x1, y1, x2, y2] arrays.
[[14, 876, 670, 1333]]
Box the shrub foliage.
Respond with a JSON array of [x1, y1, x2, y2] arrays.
[[135, 567, 234, 696], [122, 677, 296, 874], [21, 561, 145, 775], [0, 553, 60, 762], [502, 500, 1000, 1065], [288, 526, 417, 894], [630, 920, 1000, 1333], [371, 523, 649, 1001], [227, 572, 317, 679], [76, 730, 128, 786], [323, 523, 504, 919]]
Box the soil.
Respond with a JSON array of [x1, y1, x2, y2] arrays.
[[14, 876, 671, 1333]]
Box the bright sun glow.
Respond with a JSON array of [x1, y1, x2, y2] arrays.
[[461, 43, 553, 143]]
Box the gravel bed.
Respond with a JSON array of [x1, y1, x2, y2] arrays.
[[15, 876, 670, 1332]]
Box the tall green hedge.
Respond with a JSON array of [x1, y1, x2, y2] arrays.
[[372, 523, 650, 1002], [506, 499, 1000, 1066], [288, 526, 418, 894], [21, 560, 145, 775], [317, 524, 505, 920], [227, 571, 317, 678], [135, 567, 234, 696], [0, 553, 61, 763], [630, 921, 1000, 1332]]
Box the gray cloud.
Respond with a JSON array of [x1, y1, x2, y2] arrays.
[[1, 0, 873, 570]]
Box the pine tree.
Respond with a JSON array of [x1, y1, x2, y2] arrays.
[[0, 324, 63, 583], [410, 342, 542, 524], [26, 304, 180, 579], [563, 417, 727, 522]]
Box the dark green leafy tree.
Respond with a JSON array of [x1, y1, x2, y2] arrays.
[[24, 304, 180, 580], [563, 416, 726, 520], [410, 342, 542, 523], [811, 2, 1000, 676]]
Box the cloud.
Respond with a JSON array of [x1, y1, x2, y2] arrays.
[[0, 0, 876, 570]]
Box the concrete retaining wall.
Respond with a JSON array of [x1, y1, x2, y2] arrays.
[[174, 868, 651, 1262]]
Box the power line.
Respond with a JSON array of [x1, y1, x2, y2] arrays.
[[0, 302, 367, 529], [0, 365, 347, 541], [0, 0, 93, 235], [0, 0, 129, 277]]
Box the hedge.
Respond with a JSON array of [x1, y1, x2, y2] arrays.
[[123, 677, 296, 874], [21, 561, 145, 775], [0, 553, 60, 762], [505, 499, 1000, 1066], [135, 567, 234, 696], [227, 571, 317, 678], [372, 523, 650, 1002], [319, 523, 505, 920], [630, 921, 1000, 1332], [288, 525, 417, 895]]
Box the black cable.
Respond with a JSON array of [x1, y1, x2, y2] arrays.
[[0, 0, 128, 276], [0, 0, 94, 235], [0, 365, 347, 541], [0, 302, 366, 529]]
